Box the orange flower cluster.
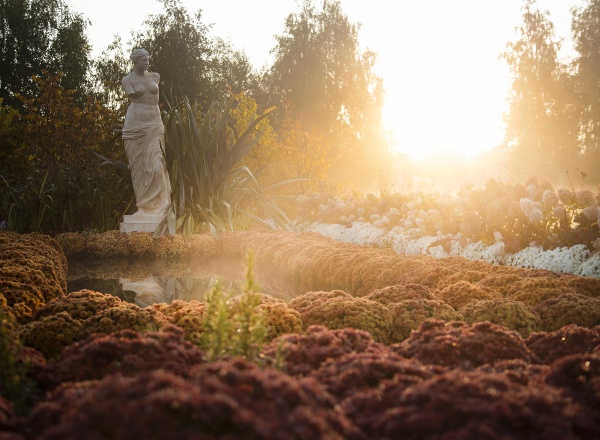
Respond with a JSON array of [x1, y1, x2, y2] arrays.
[[0, 232, 66, 323], [56, 231, 217, 259]]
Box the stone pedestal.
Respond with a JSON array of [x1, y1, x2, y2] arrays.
[[119, 214, 164, 233]]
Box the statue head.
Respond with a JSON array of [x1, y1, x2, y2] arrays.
[[130, 48, 150, 64]]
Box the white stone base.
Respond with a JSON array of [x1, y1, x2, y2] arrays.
[[119, 214, 165, 233]]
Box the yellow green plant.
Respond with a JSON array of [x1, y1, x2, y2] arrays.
[[196, 253, 268, 361]]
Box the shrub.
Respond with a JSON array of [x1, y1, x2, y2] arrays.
[[299, 296, 393, 343], [0, 307, 40, 415], [28, 359, 364, 440], [542, 353, 600, 415], [459, 298, 540, 337], [34, 289, 122, 321], [505, 276, 573, 304], [365, 284, 435, 305], [262, 325, 381, 376], [392, 319, 537, 369], [18, 311, 84, 359], [309, 350, 444, 402], [257, 303, 303, 340], [434, 280, 498, 310], [81, 303, 165, 338], [288, 290, 352, 314], [388, 299, 463, 342], [526, 325, 600, 364], [37, 326, 206, 391], [0, 232, 67, 321], [151, 300, 207, 342], [0, 280, 44, 323], [533, 293, 600, 331], [342, 368, 597, 439]]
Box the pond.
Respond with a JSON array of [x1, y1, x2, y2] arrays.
[[66, 255, 299, 307]]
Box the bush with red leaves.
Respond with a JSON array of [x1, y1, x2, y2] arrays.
[[391, 319, 538, 369], [0, 396, 16, 433], [526, 325, 600, 364], [36, 326, 206, 391], [28, 358, 365, 440], [262, 325, 382, 376], [342, 369, 599, 439], [542, 353, 600, 415], [309, 350, 445, 402]]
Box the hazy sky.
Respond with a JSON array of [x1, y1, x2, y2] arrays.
[[65, 0, 584, 160]]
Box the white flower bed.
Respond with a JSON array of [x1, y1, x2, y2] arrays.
[[303, 222, 600, 278]]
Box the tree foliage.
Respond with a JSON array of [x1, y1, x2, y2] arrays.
[[130, 0, 213, 107], [267, 0, 386, 165], [0, 0, 91, 107], [572, 0, 600, 156], [503, 0, 580, 180], [0, 72, 131, 233]]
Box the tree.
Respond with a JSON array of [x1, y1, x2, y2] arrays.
[[0, 0, 91, 107], [207, 37, 260, 97], [503, 0, 579, 180], [572, 0, 600, 157], [267, 0, 386, 167], [131, 0, 213, 107], [91, 35, 130, 115]]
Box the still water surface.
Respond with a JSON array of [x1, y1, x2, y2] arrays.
[[67, 256, 297, 307]]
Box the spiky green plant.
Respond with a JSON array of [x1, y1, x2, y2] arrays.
[[157, 95, 295, 237], [196, 254, 268, 362]]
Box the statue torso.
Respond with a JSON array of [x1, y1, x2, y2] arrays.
[[122, 72, 161, 129]]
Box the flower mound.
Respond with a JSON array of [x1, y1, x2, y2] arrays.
[[542, 353, 600, 418], [257, 303, 303, 340], [151, 300, 207, 341], [299, 295, 393, 343], [288, 290, 353, 314], [392, 319, 537, 369], [28, 359, 364, 440], [526, 325, 600, 364], [533, 293, 600, 331], [309, 350, 444, 402], [37, 326, 206, 391], [365, 283, 435, 305], [388, 299, 463, 342], [34, 289, 122, 321], [262, 325, 382, 376], [342, 369, 597, 439], [18, 311, 84, 359], [434, 280, 498, 310], [1, 232, 67, 322], [459, 298, 540, 337], [81, 303, 165, 338]]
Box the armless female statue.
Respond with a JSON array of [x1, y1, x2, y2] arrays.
[[121, 48, 171, 217]]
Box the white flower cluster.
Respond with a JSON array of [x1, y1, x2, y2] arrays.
[[304, 222, 599, 278]]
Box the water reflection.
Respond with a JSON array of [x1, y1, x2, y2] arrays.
[[69, 276, 226, 307], [66, 256, 299, 305]]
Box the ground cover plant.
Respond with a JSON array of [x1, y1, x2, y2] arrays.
[[1, 231, 600, 439]]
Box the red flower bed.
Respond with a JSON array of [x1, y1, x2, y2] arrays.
[[37, 326, 206, 391], [27, 358, 364, 440], [391, 319, 538, 369]]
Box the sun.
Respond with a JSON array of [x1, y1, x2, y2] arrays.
[[349, 0, 522, 162]]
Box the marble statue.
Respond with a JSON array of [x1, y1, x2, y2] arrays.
[[121, 48, 171, 220]]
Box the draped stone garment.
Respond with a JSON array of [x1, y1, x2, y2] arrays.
[[122, 123, 171, 216]]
